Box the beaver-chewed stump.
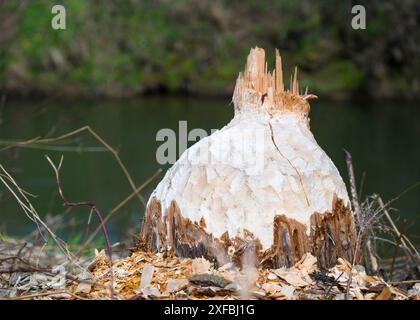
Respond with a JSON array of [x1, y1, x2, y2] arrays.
[[139, 47, 358, 269]]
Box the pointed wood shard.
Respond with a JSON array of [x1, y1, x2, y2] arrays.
[[233, 47, 316, 117], [293, 66, 298, 95], [275, 49, 284, 92]]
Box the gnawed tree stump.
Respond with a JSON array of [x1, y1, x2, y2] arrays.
[[140, 47, 358, 269]]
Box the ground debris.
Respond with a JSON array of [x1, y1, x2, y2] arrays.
[[68, 251, 414, 300], [1, 239, 415, 300]]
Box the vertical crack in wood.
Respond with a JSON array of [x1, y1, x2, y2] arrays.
[[268, 120, 310, 207]]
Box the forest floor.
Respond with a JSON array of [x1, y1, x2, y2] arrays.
[[1, 237, 419, 300]]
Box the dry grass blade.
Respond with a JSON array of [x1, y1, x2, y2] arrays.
[[377, 196, 419, 259], [0, 163, 74, 262]]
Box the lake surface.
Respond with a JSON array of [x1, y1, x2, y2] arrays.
[[0, 97, 419, 246]]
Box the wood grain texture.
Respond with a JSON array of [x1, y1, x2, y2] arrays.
[[140, 196, 357, 269]]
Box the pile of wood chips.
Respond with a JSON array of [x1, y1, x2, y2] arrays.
[[71, 250, 420, 300]]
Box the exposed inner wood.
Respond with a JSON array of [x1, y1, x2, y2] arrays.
[[139, 196, 358, 269], [233, 47, 317, 116]]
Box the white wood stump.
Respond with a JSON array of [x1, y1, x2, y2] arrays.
[[140, 47, 358, 268]]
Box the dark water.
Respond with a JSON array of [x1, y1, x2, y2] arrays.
[[0, 97, 419, 244]]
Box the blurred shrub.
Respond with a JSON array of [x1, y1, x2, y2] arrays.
[[0, 0, 419, 99]]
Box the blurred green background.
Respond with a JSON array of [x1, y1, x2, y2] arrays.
[[1, 0, 419, 99]]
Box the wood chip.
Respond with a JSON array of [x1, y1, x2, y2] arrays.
[[262, 283, 282, 295], [192, 258, 211, 275], [75, 282, 92, 295], [274, 269, 309, 287], [139, 264, 155, 289], [164, 279, 189, 294], [280, 285, 295, 299], [64, 250, 413, 300]]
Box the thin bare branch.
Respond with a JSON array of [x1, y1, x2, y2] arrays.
[[0, 126, 147, 208], [45, 155, 115, 298], [80, 169, 162, 252]]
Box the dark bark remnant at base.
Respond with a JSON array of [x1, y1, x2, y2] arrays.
[[139, 195, 358, 269], [310, 195, 359, 267], [260, 215, 309, 268]]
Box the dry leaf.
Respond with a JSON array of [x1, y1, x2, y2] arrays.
[[296, 253, 317, 272], [262, 283, 282, 295], [274, 269, 309, 287], [376, 287, 392, 300], [364, 293, 376, 300], [165, 279, 189, 294], [365, 275, 381, 283], [252, 290, 267, 299], [142, 286, 161, 298], [280, 285, 295, 299]]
